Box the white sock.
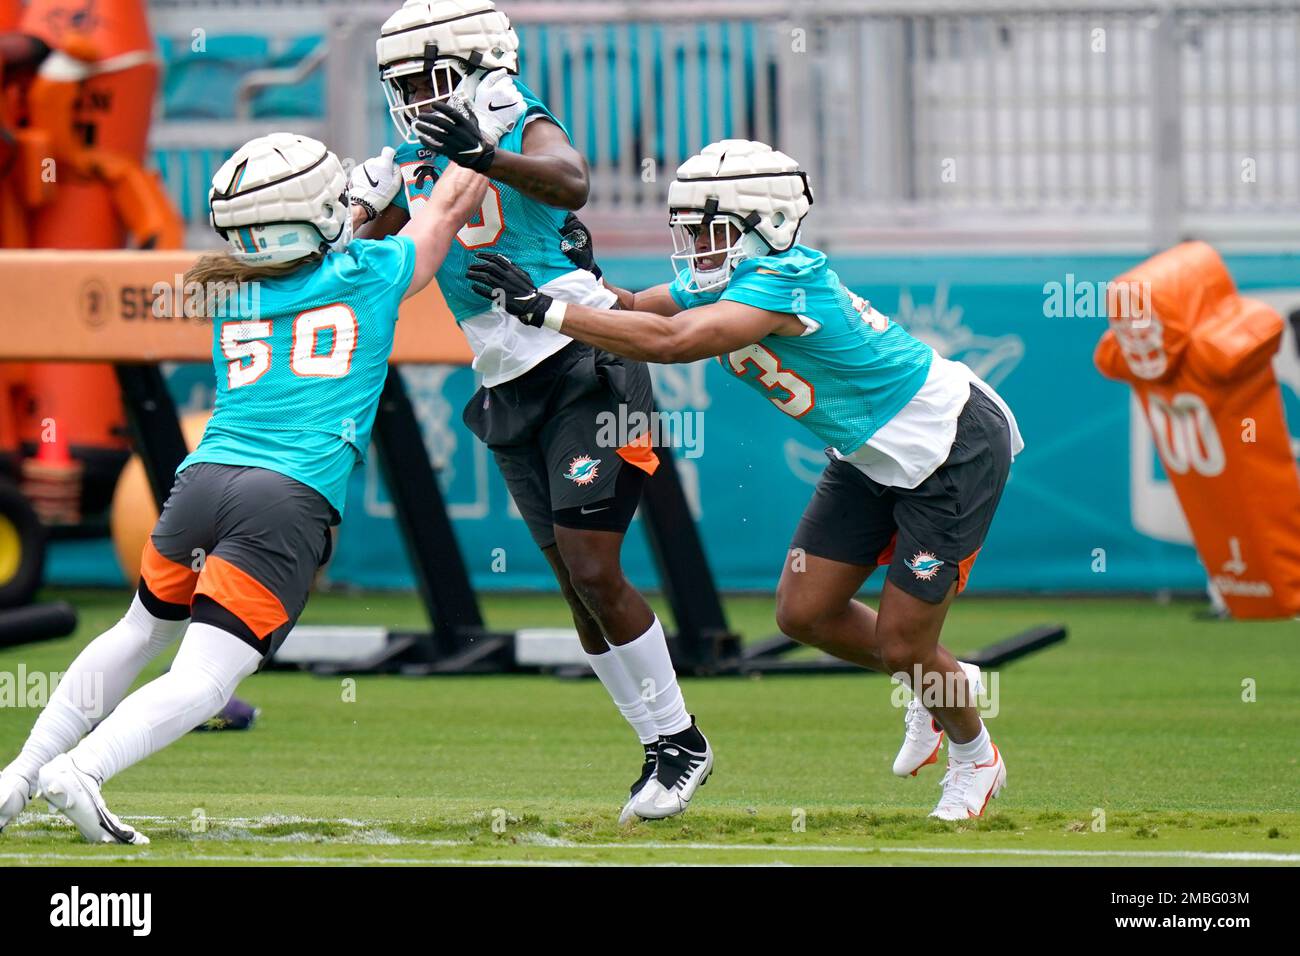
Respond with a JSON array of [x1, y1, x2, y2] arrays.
[[609, 616, 691, 737], [948, 721, 994, 765], [585, 649, 659, 744], [69, 623, 261, 784], [3, 595, 186, 788]]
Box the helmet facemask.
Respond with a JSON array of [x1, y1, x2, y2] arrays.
[[669, 207, 763, 294], [381, 44, 476, 144]]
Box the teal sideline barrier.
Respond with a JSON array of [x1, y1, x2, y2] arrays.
[[48, 251, 1300, 594]]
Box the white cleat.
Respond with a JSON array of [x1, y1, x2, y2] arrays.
[[38, 755, 150, 845], [0, 772, 33, 834], [929, 744, 1007, 821], [893, 661, 984, 777], [619, 744, 658, 825], [633, 725, 713, 821], [893, 697, 944, 777]]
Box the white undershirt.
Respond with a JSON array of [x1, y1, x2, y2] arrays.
[[460, 267, 618, 388], [833, 352, 1025, 489]]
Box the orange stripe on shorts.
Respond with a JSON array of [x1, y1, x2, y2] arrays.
[[140, 538, 199, 605], [194, 554, 288, 640], [876, 532, 899, 568], [616, 431, 660, 476], [957, 548, 982, 594]]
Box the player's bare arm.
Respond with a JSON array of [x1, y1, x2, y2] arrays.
[[560, 298, 799, 363], [557, 213, 688, 316], [399, 162, 488, 299], [356, 202, 409, 240], [414, 103, 588, 210], [603, 282, 683, 316], [486, 117, 589, 210], [348, 132, 489, 290], [466, 252, 803, 363]]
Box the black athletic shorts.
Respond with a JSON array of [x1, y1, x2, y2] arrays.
[[139, 462, 334, 659], [791, 383, 1013, 604], [462, 340, 659, 549]]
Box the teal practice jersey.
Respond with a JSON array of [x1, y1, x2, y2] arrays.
[[391, 80, 577, 322], [180, 236, 417, 518], [670, 245, 932, 454]]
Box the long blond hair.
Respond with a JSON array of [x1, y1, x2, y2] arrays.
[[183, 251, 324, 318], [185, 251, 323, 289]]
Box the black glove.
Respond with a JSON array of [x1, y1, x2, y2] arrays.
[[559, 212, 602, 279], [467, 252, 553, 327], [412, 101, 495, 173]]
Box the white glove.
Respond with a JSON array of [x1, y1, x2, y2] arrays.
[[466, 68, 526, 146], [349, 146, 401, 223]]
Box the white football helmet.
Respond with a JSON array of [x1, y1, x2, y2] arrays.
[[209, 133, 352, 264], [667, 139, 814, 293], [377, 0, 520, 144]]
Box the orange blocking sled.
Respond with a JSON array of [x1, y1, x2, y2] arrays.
[[1095, 241, 1300, 619]]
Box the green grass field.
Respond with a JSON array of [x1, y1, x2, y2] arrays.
[[2, 589, 1297, 866]]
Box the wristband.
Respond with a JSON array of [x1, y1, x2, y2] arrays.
[[353, 198, 378, 223], [542, 300, 567, 332]]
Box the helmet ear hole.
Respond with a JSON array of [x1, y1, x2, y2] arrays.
[[771, 211, 786, 228]]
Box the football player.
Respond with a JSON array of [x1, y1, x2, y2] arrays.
[[0, 133, 486, 842], [467, 140, 1026, 821], [351, 0, 712, 823]]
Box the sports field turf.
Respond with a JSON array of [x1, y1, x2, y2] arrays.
[[1, 589, 1297, 866]]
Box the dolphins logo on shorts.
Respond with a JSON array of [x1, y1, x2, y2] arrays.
[[906, 551, 944, 581], [564, 455, 601, 486]]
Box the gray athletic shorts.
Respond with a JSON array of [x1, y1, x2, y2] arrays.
[[140, 462, 334, 657], [790, 384, 1013, 604], [462, 341, 658, 549]]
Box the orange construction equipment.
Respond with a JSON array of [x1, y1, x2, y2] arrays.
[[1095, 241, 1300, 619]]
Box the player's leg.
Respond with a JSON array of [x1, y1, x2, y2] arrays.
[[540, 541, 660, 822], [481, 394, 662, 822], [0, 470, 211, 833], [776, 453, 902, 672], [41, 465, 332, 843], [878, 385, 1013, 818], [490, 437, 659, 737], [775, 460, 947, 776], [542, 351, 711, 820], [776, 557, 885, 672], [553, 517, 711, 821]]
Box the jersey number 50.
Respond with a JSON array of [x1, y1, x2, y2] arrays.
[[222, 305, 358, 389]]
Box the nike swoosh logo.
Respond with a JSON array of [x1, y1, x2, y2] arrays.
[[488, 101, 515, 111], [461, 144, 484, 156], [580, 505, 608, 515], [364, 169, 379, 187]]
